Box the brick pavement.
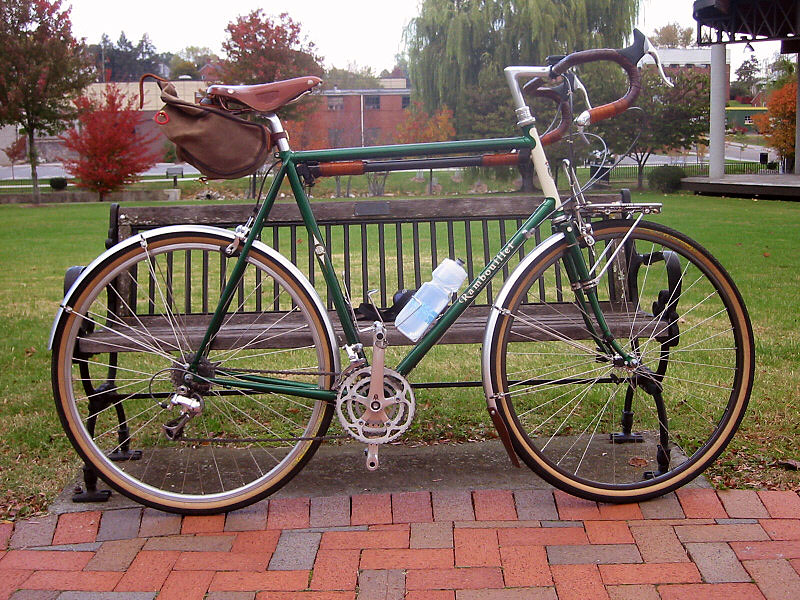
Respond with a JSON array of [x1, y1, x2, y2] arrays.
[[1, 488, 799, 599]]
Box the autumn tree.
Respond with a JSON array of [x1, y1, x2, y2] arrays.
[[650, 23, 694, 48], [394, 101, 455, 144], [754, 81, 796, 165], [0, 0, 93, 200], [220, 11, 322, 120], [60, 85, 160, 200], [3, 136, 27, 180], [394, 102, 456, 194]]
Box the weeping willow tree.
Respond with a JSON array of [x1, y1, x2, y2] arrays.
[[406, 0, 639, 137]]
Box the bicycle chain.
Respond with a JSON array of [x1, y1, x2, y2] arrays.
[[177, 433, 350, 444], [217, 367, 340, 377], [174, 367, 346, 443]]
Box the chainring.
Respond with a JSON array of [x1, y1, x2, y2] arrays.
[[335, 365, 415, 444]]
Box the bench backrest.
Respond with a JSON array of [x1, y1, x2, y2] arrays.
[[109, 194, 616, 311]]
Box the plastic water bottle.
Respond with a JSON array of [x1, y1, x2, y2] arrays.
[[396, 258, 467, 341]]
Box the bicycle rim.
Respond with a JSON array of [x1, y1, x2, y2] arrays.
[[487, 221, 754, 501], [52, 230, 336, 514]]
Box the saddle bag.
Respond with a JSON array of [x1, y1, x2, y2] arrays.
[[139, 74, 272, 180]]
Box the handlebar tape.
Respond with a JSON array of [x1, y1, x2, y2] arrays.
[[550, 30, 646, 125]]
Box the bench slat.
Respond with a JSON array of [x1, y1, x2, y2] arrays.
[[78, 303, 660, 354]]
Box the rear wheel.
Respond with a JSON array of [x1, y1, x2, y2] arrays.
[[485, 221, 754, 502], [52, 229, 337, 514]]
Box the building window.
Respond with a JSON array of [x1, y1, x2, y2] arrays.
[[364, 95, 380, 110], [402, 95, 411, 109], [327, 96, 344, 111], [744, 115, 754, 125]]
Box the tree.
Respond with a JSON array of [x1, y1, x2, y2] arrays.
[[324, 64, 380, 90], [650, 23, 694, 48], [3, 136, 27, 180], [221, 10, 322, 84], [754, 81, 796, 166], [169, 46, 220, 79], [394, 101, 456, 195], [87, 32, 162, 82], [0, 0, 93, 200], [59, 85, 160, 200], [406, 0, 637, 190], [221, 10, 323, 124], [594, 69, 711, 188], [406, 0, 637, 124], [394, 101, 455, 144], [766, 54, 796, 91]]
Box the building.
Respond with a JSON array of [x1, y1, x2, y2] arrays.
[[315, 82, 411, 148], [640, 46, 730, 95], [725, 105, 768, 132]]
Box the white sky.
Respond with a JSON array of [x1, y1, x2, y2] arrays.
[[67, 0, 782, 76]]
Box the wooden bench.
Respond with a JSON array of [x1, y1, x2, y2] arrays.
[[68, 191, 663, 384], [97, 193, 630, 335]]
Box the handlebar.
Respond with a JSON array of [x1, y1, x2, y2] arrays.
[[549, 29, 648, 126], [523, 77, 573, 145]]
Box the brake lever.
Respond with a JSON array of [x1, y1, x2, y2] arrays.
[[571, 73, 592, 110], [643, 37, 674, 88]]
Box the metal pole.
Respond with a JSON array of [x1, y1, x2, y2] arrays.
[[795, 53, 800, 174], [360, 94, 365, 147], [709, 43, 727, 179]]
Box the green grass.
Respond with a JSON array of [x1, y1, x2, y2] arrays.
[[0, 189, 798, 519]]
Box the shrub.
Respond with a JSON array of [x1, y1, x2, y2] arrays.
[[648, 165, 686, 193], [49, 177, 68, 190], [163, 141, 177, 163]]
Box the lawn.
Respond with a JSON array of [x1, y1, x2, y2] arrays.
[[0, 189, 798, 519]]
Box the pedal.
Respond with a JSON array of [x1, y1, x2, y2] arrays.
[[365, 444, 380, 471]]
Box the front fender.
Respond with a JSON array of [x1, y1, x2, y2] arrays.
[[481, 230, 566, 409]]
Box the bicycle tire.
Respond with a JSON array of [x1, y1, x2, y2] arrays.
[[484, 220, 754, 502], [52, 228, 337, 514]]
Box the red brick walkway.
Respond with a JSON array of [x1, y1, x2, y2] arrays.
[[1, 488, 799, 599]]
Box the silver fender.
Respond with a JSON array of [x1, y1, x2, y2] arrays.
[[48, 225, 340, 374], [481, 230, 566, 409]]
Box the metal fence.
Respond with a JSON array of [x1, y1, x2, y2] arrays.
[[608, 161, 764, 181]]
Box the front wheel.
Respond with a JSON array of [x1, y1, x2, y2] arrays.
[[52, 229, 338, 514], [484, 221, 754, 502]]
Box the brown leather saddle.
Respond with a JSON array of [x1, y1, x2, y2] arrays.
[[206, 76, 322, 112]]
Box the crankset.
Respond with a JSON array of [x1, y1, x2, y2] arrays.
[[336, 322, 416, 470]]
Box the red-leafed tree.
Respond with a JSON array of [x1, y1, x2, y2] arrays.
[[60, 85, 160, 200], [3, 136, 27, 179], [394, 101, 455, 144], [0, 0, 93, 200], [754, 81, 797, 164], [220, 10, 323, 123]]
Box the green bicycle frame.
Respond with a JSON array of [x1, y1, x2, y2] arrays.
[[192, 130, 628, 400]]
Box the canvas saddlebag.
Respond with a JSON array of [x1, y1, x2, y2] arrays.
[[139, 74, 272, 180]]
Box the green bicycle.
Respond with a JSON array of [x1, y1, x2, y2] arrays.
[[50, 30, 754, 514]]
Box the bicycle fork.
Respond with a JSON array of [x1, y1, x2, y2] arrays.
[[557, 217, 672, 477]]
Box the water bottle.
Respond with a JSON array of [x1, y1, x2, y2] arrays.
[[396, 258, 467, 341]]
